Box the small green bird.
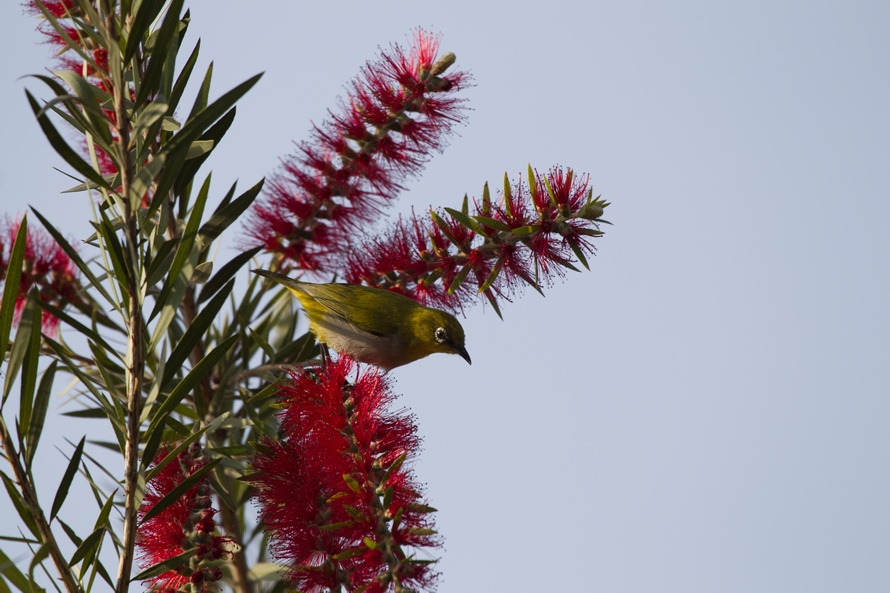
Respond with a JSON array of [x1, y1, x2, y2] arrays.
[[253, 270, 471, 371]]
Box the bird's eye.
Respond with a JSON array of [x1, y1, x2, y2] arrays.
[[434, 327, 448, 344]]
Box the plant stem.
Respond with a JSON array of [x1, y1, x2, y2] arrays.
[[0, 420, 82, 593], [99, 2, 144, 591]]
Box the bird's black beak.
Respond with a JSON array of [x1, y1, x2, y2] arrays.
[[456, 345, 471, 365]]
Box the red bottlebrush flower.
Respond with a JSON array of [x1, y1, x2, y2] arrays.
[[244, 29, 469, 273], [137, 442, 230, 593], [345, 167, 609, 313], [252, 358, 441, 593], [0, 216, 81, 335]]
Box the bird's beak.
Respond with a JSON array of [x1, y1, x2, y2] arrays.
[[456, 345, 471, 365]]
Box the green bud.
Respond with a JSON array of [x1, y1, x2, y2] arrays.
[[431, 52, 457, 75]]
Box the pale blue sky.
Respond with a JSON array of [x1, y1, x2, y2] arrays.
[[1, 1, 888, 591]]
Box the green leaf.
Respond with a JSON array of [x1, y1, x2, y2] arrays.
[[166, 73, 263, 159], [50, 436, 85, 520], [473, 215, 512, 232], [134, 0, 185, 107], [50, 71, 114, 146], [477, 254, 505, 294], [198, 178, 264, 244], [29, 207, 116, 307], [158, 279, 235, 392], [24, 360, 57, 468], [145, 334, 237, 443], [503, 171, 514, 218], [67, 527, 104, 567], [527, 164, 538, 201], [125, 0, 167, 62], [5, 292, 40, 417], [429, 209, 461, 247], [443, 207, 485, 236], [132, 102, 170, 146], [139, 459, 220, 525], [0, 217, 27, 370], [169, 40, 201, 113], [342, 474, 363, 494], [171, 108, 237, 200], [185, 139, 214, 159], [149, 172, 212, 323], [25, 90, 109, 189], [62, 173, 118, 194], [132, 548, 196, 582], [0, 549, 38, 593], [446, 263, 473, 295], [198, 246, 261, 304], [129, 152, 167, 210], [567, 237, 590, 271], [0, 471, 39, 539]]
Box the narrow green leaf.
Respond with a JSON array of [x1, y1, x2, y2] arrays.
[[25, 360, 57, 467], [429, 209, 461, 247], [132, 548, 196, 582], [50, 71, 114, 145], [149, 172, 211, 322], [567, 237, 590, 271], [140, 459, 220, 525], [443, 207, 485, 236], [5, 292, 40, 414], [0, 549, 36, 593], [145, 335, 237, 443], [129, 152, 167, 209], [134, 0, 185, 106], [477, 253, 505, 294], [158, 279, 235, 392], [198, 178, 264, 244], [169, 40, 201, 113], [62, 173, 119, 194], [171, 107, 237, 200], [446, 264, 473, 295], [527, 164, 538, 202], [29, 207, 116, 306], [342, 474, 363, 494], [25, 91, 108, 189], [503, 172, 514, 218], [125, 0, 167, 62], [67, 527, 104, 567], [185, 139, 214, 159], [50, 436, 85, 520], [0, 471, 39, 539], [473, 215, 512, 232], [482, 288, 503, 320], [132, 102, 169, 145], [166, 73, 262, 158], [0, 218, 27, 367], [511, 225, 538, 236], [198, 246, 261, 304]]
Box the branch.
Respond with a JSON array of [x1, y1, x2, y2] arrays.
[[0, 419, 82, 593]]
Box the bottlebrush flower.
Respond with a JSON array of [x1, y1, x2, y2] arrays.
[[0, 216, 80, 335], [251, 358, 440, 593], [137, 442, 229, 593], [344, 166, 610, 314], [245, 29, 469, 273]]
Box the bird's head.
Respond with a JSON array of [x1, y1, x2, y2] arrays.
[[409, 307, 472, 366]]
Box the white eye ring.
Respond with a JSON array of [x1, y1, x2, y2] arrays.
[[434, 327, 448, 344]]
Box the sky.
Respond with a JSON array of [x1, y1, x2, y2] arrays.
[[2, 1, 889, 592]]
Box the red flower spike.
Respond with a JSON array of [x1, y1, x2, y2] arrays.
[[244, 29, 469, 273], [137, 442, 230, 593], [0, 216, 81, 336], [345, 167, 609, 312], [252, 358, 441, 593]]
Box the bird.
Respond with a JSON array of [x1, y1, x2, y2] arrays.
[[252, 269, 471, 371]]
